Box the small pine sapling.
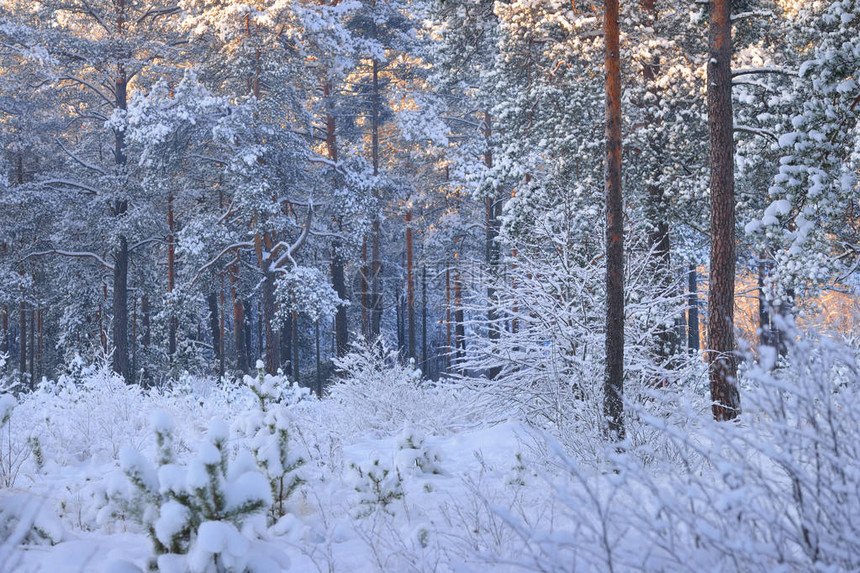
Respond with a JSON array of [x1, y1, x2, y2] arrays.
[[350, 455, 404, 517], [394, 427, 443, 476], [0, 394, 15, 487], [109, 412, 277, 572], [240, 362, 306, 524]]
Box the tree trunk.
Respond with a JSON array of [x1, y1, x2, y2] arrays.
[[324, 80, 349, 358], [315, 320, 322, 396], [131, 294, 137, 376], [396, 289, 403, 353], [687, 263, 700, 354], [421, 264, 427, 376], [604, 0, 625, 440], [112, 235, 129, 380], [280, 320, 290, 372], [141, 294, 151, 348], [219, 278, 226, 378], [292, 309, 299, 381], [19, 299, 26, 386], [406, 210, 416, 360], [454, 268, 465, 371], [111, 56, 130, 380], [369, 59, 383, 341], [707, 0, 741, 421], [245, 298, 263, 367], [37, 308, 43, 381], [167, 195, 177, 358], [332, 244, 348, 356], [230, 266, 249, 373], [262, 269, 280, 375], [510, 248, 519, 335], [283, 310, 293, 375], [2, 244, 7, 355], [640, 0, 674, 371], [484, 113, 503, 380], [361, 239, 369, 338], [208, 292, 221, 363], [445, 266, 452, 373], [28, 306, 35, 383], [2, 304, 7, 356], [649, 183, 674, 373]]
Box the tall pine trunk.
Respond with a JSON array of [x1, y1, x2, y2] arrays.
[[292, 309, 299, 381], [484, 113, 503, 380], [603, 0, 625, 440], [254, 231, 279, 374], [167, 195, 177, 358], [262, 269, 280, 374], [324, 80, 349, 357], [421, 264, 427, 375], [406, 209, 415, 359], [208, 291, 221, 363], [230, 263, 249, 372], [112, 234, 129, 379], [369, 59, 383, 340], [111, 62, 130, 380], [707, 0, 741, 420], [19, 299, 26, 386], [687, 263, 700, 354], [453, 267, 465, 371]]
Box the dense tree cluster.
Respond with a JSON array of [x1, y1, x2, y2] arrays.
[[0, 0, 856, 428]]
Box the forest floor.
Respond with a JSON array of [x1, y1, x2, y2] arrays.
[[0, 365, 557, 573], [1, 338, 858, 572]]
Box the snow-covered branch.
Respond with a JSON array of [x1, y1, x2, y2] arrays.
[[41, 179, 102, 195], [732, 66, 797, 78], [734, 124, 778, 141], [732, 79, 776, 92], [55, 139, 107, 176], [19, 249, 114, 271], [135, 5, 181, 25], [55, 75, 115, 107], [272, 204, 314, 270], [129, 237, 165, 252], [732, 10, 773, 21], [190, 242, 255, 286]]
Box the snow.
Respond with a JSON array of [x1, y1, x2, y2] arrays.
[[225, 471, 272, 511], [2, 336, 860, 573], [196, 520, 247, 556], [154, 500, 190, 547], [150, 410, 174, 434]]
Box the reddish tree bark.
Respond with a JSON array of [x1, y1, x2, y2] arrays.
[[604, 0, 625, 440], [230, 260, 249, 372], [707, 0, 741, 421]]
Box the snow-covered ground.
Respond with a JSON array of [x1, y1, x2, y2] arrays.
[[2, 336, 859, 572]]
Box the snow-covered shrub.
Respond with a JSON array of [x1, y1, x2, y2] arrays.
[[235, 362, 306, 523], [463, 199, 705, 458], [460, 327, 860, 572], [108, 412, 285, 572], [349, 455, 404, 518], [0, 493, 64, 547], [394, 427, 443, 477], [28, 364, 149, 463], [0, 394, 28, 488], [329, 339, 484, 436]]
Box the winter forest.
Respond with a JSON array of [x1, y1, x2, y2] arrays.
[[0, 0, 858, 570]]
